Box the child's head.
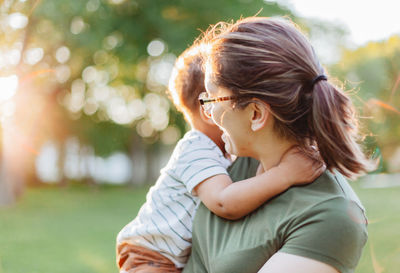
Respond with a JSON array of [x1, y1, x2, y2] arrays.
[[168, 44, 206, 125]]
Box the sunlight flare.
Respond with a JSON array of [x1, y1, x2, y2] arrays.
[[0, 75, 18, 102], [369, 99, 400, 115]]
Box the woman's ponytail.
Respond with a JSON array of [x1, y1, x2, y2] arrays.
[[311, 81, 375, 179]]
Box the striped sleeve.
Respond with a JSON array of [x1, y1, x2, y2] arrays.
[[173, 134, 230, 194]]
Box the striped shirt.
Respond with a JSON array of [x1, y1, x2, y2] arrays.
[[117, 130, 231, 268]]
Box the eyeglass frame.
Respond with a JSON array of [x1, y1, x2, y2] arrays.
[[198, 92, 237, 116]]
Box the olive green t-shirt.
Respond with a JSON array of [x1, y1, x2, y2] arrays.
[[183, 157, 368, 273]]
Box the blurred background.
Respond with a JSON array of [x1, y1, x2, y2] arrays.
[[0, 0, 399, 272]]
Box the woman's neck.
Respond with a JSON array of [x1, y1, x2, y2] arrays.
[[252, 134, 297, 171]]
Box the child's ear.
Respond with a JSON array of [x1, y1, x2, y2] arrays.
[[248, 100, 270, 131], [198, 105, 214, 125]]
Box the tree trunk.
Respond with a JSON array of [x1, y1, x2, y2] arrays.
[[0, 162, 16, 206], [0, 120, 26, 206], [145, 142, 161, 184], [130, 133, 147, 185]]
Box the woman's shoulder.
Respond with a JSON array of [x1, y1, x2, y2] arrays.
[[274, 172, 368, 272], [285, 171, 364, 208], [279, 194, 368, 273], [268, 171, 367, 225]]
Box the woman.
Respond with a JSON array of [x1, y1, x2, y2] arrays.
[[183, 17, 374, 273]]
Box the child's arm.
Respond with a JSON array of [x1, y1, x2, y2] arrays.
[[194, 147, 325, 220]]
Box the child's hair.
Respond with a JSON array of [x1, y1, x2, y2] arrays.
[[203, 17, 375, 179], [168, 45, 206, 122]]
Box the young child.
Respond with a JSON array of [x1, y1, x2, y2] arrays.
[[116, 44, 324, 273]]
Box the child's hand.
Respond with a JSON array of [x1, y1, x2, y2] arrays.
[[275, 146, 326, 187]]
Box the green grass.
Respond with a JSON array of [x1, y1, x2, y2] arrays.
[[0, 184, 149, 273], [351, 183, 400, 273], [0, 183, 399, 273]]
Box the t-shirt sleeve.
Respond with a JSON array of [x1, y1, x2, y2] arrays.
[[172, 137, 230, 194], [279, 198, 368, 273]]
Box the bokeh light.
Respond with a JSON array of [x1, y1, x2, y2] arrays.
[[55, 46, 70, 64], [7, 12, 28, 29], [70, 16, 86, 35], [147, 39, 166, 57], [0, 75, 18, 102], [23, 47, 44, 65], [86, 0, 100, 12]]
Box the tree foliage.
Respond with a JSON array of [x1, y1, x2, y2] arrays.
[[27, 0, 291, 153], [332, 36, 400, 171]]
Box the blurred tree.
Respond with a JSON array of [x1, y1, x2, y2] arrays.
[[29, 0, 292, 139], [0, 0, 293, 204], [332, 36, 400, 172]]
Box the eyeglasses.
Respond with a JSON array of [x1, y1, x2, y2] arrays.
[[198, 92, 236, 117]]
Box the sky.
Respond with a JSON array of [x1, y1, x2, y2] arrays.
[[278, 0, 400, 46]]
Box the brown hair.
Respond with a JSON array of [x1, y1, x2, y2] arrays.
[[204, 17, 375, 179], [168, 45, 206, 121]]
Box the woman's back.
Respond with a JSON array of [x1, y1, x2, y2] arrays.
[[183, 157, 367, 273]]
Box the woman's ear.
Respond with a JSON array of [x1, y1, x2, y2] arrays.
[[198, 105, 214, 125], [248, 100, 270, 131]]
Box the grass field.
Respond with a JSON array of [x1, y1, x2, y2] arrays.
[[0, 184, 150, 273], [0, 182, 399, 273]]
